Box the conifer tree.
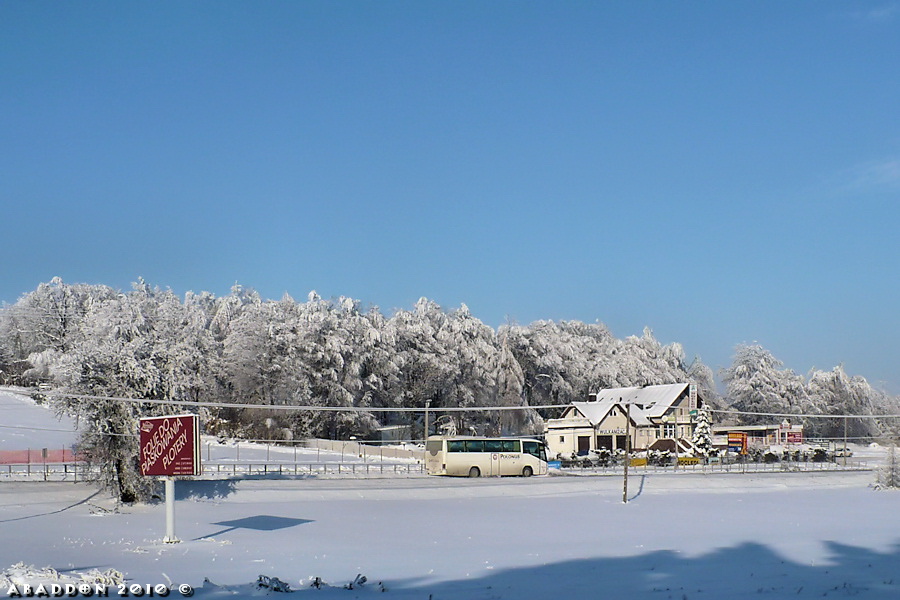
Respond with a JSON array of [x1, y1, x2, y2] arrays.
[[691, 407, 714, 457]]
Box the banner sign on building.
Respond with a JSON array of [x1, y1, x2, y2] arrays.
[[778, 421, 804, 445], [139, 414, 201, 476], [689, 384, 698, 411]]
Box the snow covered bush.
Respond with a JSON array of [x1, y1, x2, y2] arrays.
[[647, 449, 673, 466], [763, 450, 780, 463]]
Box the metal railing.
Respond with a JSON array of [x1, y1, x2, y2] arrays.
[[0, 460, 425, 481], [201, 462, 425, 477]]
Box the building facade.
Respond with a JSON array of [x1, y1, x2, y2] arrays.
[[545, 383, 703, 459]]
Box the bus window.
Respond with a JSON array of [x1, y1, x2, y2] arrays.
[[502, 440, 521, 452], [465, 440, 485, 452], [426, 440, 443, 455], [523, 441, 540, 458], [447, 440, 465, 453], [484, 440, 503, 453]]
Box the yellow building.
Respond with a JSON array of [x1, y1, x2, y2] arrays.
[[545, 383, 703, 459]]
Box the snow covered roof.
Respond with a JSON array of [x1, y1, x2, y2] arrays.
[[569, 383, 692, 427]]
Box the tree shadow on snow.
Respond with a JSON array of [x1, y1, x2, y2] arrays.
[[381, 540, 900, 600]]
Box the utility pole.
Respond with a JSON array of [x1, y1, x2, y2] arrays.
[[843, 416, 848, 467], [623, 398, 630, 504]]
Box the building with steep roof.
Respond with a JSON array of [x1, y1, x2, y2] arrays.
[[544, 383, 703, 459]]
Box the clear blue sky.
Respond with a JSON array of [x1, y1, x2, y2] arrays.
[[2, 2, 899, 392]]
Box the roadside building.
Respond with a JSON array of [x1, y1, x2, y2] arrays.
[[545, 383, 703, 459], [711, 421, 804, 451]]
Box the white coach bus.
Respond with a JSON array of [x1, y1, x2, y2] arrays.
[[425, 436, 549, 477]]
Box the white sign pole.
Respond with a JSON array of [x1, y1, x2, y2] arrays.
[[163, 477, 179, 543]]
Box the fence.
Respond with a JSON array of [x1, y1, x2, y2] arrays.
[[557, 457, 870, 475], [0, 448, 78, 464], [202, 462, 425, 477], [298, 438, 424, 462], [0, 461, 424, 480]]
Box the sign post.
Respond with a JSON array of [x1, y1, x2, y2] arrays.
[[139, 415, 201, 544]]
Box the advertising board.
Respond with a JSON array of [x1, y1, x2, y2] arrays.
[[139, 414, 201, 476], [727, 432, 748, 455]]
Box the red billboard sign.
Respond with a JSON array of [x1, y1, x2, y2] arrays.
[[786, 431, 804, 444], [139, 414, 201, 476]]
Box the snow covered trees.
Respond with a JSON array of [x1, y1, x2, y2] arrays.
[[0, 277, 728, 453], [721, 344, 811, 422], [722, 344, 890, 437], [0, 278, 116, 384]]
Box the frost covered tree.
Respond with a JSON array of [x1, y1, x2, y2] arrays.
[[221, 292, 387, 439], [722, 344, 890, 439], [504, 321, 720, 413], [805, 366, 879, 439], [50, 281, 216, 502], [386, 299, 497, 436], [875, 444, 899, 489], [722, 344, 810, 423], [0, 277, 116, 384], [691, 407, 714, 457]]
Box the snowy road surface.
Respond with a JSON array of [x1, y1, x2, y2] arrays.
[[3, 472, 900, 599]]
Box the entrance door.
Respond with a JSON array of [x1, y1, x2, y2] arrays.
[[577, 436, 591, 455], [596, 435, 613, 450]]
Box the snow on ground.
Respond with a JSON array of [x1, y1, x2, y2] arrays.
[[0, 388, 78, 451], [2, 474, 899, 599], [2, 388, 900, 599]]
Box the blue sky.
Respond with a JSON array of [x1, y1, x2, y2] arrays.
[[2, 2, 899, 392]]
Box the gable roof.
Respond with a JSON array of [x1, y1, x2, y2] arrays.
[[569, 383, 692, 427]]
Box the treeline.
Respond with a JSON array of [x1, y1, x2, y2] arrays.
[[722, 344, 899, 440], [0, 278, 716, 442]]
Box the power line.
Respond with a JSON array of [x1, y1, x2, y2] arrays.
[[0, 423, 77, 433], [42, 391, 566, 412], [32, 390, 900, 419], [708, 407, 900, 419]]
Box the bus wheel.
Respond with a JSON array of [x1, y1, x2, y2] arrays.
[[468, 466, 481, 478], [522, 466, 533, 477]]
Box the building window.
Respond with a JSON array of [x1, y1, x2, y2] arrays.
[[559, 436, 565, 444], [663, 423, 676, 438]]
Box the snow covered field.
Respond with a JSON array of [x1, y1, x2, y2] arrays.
[[2, 389, 899, 599], [0, 388, 77, 452], [3, 473, 900, 599]]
